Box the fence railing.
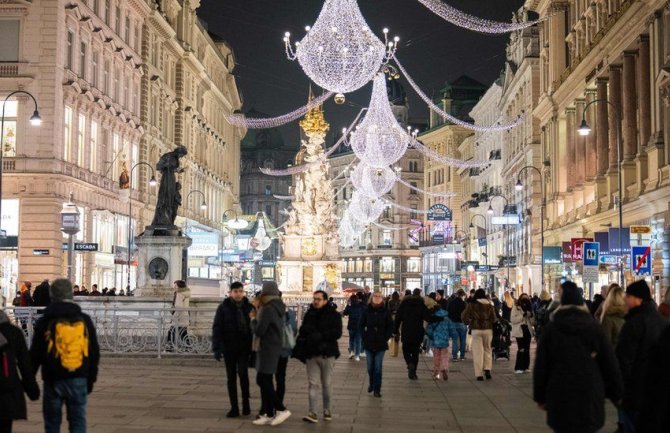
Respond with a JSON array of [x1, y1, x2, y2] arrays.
[[3, 304, 306, 358]]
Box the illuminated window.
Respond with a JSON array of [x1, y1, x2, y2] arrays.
[[0, 101, 17, 157], [77, 113, 86, 167], [90, 121, 98, 173], [63, 105, 73, 161]]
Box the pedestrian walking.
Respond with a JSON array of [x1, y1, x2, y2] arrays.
[[276, 294, 297, 411], [393, 288, 432, 380], [534, 290, 553, 342], [342, 294, 365, 361], [615, 280, 668, 433], [425, 307, 454, 381], [168, 280, 190, 351], [533, 281, 623, 433], [447, 289, 467, 361], [387, 291, 401, 319], [30, 278, 100, 433], [461, 288, 496, 381], [600, 284, 626, 347], [0, 308, 40, 433], [31, 280, 51, 308], [292, 290, 342, 424], [511, 293, 535, 373], [212, 281, 253, 418], [638, 325, 670, 433], [359, 291, 393, 397]]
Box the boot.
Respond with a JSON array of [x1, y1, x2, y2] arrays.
[[408, 363, 418, 380], [242, 399, 251, 416]]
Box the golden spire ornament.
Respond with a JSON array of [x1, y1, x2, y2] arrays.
[[299, 85, 330, 138]]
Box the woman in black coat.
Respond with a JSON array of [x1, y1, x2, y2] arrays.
[[0, 310, 40, 433], [359, 292, 393, 397], [533, 282, 622, 433]]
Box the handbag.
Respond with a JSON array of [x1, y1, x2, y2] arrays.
[[389, 337, 399, 357]]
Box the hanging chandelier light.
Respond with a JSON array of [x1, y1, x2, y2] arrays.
[[349, 74, 410, 168], [350, 162, 396, 198], [284, 0, 398, 98], [348, 191, 384, 223]]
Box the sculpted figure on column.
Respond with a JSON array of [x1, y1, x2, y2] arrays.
[[151, 146, 188, 228]]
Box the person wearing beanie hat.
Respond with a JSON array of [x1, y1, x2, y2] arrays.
[[30, 278, 100, 433], [615, 280, 668, 431], [534, 280, 622, 433]]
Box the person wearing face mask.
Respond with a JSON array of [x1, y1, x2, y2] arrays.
[[511, 293, 535, 374]]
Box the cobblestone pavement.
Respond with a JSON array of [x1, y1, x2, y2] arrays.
[[14, 342, 619, 433]]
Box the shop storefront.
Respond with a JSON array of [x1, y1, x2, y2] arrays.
[[0, 199, 19, 300]]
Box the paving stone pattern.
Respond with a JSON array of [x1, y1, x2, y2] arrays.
[[14, 336, 618, 433]]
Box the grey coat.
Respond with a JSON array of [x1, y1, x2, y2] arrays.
[[252, 297, 286, 374]]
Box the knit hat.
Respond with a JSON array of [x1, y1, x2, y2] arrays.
[[49, 279, 73, 302], [625, 280, 652, 301], [539, 290, 552, 302], [261, 281, 280, 297], [560, 281, 584, 306]]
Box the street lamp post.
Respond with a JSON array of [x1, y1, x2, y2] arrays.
[[127, 162, 157, 293], [1, 91, 41, 237], [488, 194, 510, 292], [516, 165, 547, 292], [577, 99, 623, 285], [470, 213, 489, 291], [182, 190, 208, 280]]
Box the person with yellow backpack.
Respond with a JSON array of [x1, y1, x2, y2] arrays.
[[30, 279, 100, 433]]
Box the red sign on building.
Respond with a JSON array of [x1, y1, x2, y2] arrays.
[[570, 238, 593, 261]]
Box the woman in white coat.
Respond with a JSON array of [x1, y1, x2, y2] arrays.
[[510, 293, 534, 373], [170, 279, 191, 350]]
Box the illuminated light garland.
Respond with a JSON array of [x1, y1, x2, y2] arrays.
[[396, 176, 456, 197], [383, 199, 432, 214], [416, 0, 544, 34], [393, 55, 523, 132], [410, 138, 490, 168], [348, 191, 384, 223], [350, 162, 396, 198], [333, 178, 352, 199], [273, 194, 295, 200], [284, 0, 398, 95], [223, 91, 334, 129], [350, 74, 410, 167]]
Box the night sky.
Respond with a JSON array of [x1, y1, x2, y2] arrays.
[[198, 0, 525, 145]]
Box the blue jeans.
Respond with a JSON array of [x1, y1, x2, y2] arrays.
[[43, 377, 88, 433], [452, 323, 468, 359], [365, 350, 385, 393], [620, 410, 637, 433], [348, 329, 362, 356]]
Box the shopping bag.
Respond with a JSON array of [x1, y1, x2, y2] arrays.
[[389, 337, 399, 357]]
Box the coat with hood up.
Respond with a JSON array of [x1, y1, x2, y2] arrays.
[[0, 310, 40, 421], [426, 309, 455, 348], [251, 296, 286, 375], [533, 306, 623, 433]]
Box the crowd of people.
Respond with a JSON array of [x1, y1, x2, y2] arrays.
[[10, 282, 132, 309]]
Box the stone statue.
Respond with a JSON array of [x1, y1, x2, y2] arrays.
[[150, 146, 188, 228], [119, 162, 130, 189]]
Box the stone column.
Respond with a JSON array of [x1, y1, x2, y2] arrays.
[[585, 89, 598, 181], [549, 2, 568, 89], [596, 78, 610, 176], [574, 99, 586, 186], [637, 35, 651, 148], [566, 107, 576, 191], [622, 51, 638, 160], [608, 65, 622, 171]]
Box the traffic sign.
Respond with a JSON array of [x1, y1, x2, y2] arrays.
[[583, 242, 600, 267], [632, 246, 652, 275], [630, 225, 651, 235], [600, 254, 618, 265]]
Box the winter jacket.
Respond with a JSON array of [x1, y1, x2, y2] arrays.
[[211, 297, 253, 355], [534, 300, 552, 341], [251, 296, 286, 375], [393, 295, 432, 345], [511, 305, 535, 339], [461, 299, 496, 331], [293, 304, 342, 362], [533, 306, 623, 433], [446, 297, 466, 324], [172, 287, 190, 328], [600, 305, 626, 347], [387, 299, 401, 318], [31, 282, 50, 307], [638, 325, 670, 433], [19, 290, 33, 307], [359, 304, 393, 352], [426, 309, 455, 349], [0, 311, 39, 421], [615, 300, 669, 412], [30, 302, 100, 388], [342, 301, 366, 331]]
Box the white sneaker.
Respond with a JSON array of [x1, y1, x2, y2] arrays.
[[355, 356, 360, 361], [427, 349, 434, 357], [515, 370, 524, 374], [359, 352, 366, 358], [270, 410, 291, 426], [349, 352, 354, 359], [253, 414, 273, 425]]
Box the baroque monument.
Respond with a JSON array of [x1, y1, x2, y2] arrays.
[[277, 90, 341, 294]]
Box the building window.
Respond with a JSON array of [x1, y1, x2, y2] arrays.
[[124, 16, 130, 42], [409, 181, 417, 195], [382, 230, 392, 246], [347, 260, 355, 273], [382, 207, 390, 219], [91, 51, 99, 88], [77, 113, 86, 167], [104, 0, 110, 24], [0, 101, 17, 157], [0, 20, 20, 62], [364, 258, 373, 273], [410, 205, 418, 221], [114, 67, 120, 101], [131, 142, 138, 185], [66, 30, 74, 69], [63, 105, 72, 162], [134, 25, 140, 52], [115, 5, 121, 33], [265, 185, 272, 196], [112, 133, 120, 179], [380, 257, 395, 273], [90, 120, 98, 173], [103, 60, 110, 93], [79, 41, 87, 79], [355, 259, 363, 273], [265, 204, 272, 217], [407, 258, 420, 273]]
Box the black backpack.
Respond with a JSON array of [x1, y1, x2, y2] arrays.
[[0, 330, 19, 391]]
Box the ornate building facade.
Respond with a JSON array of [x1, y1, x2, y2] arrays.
[[0, 0, 243, 296]]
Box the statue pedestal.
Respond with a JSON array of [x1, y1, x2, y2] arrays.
[[278, 234, 341, 295], [134, 232, 192, 299]]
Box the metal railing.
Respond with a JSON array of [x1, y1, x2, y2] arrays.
[[3, 304, 306, 358]]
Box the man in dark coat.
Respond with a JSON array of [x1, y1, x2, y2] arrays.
[[394, 288, 432, 380], [447, 289, 468, 361], [615, 280, 668, 432], [359, 292, 393, 397], [533, 282, 623, 433], [342, 294, 365, 359], [293, 290, 342, 424], [0, 309, 40, 432], [212, 281, 253, 418], [638, 325, 670, 433], [31, 280, 51, 307]]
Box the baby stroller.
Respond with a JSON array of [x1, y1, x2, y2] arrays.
[[492, 318, 512, 360]]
